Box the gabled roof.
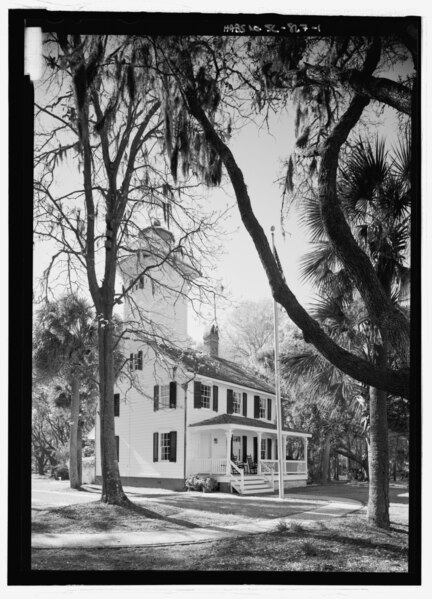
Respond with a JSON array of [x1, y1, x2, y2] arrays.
[[189, 413, 310, 436], [158, 343, 275, 395]]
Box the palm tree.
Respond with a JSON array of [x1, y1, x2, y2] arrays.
[[33, 295, 96, 488], [293, 135, 410, 528]]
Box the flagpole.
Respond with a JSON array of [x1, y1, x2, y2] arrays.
[[271, 226, 285, 500]]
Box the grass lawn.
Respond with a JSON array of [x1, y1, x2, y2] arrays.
[[31, 513, 408, 572], [31, 483, 409, 572]]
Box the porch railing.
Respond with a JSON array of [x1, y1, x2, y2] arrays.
[[261, 459, 307, 475], [230, 460, 245, 493], [189, 458, 226, 475]]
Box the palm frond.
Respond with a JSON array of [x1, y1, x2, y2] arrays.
[[299, 242, 340, 289], [298, 194, 326, 241]]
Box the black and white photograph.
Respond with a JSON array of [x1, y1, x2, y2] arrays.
[[8, 4, 422, 589]]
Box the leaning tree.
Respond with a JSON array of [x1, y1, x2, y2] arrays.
[[136, 30, 415, 528]]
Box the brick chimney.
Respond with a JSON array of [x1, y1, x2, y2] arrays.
[[203, 323, 219, 357]]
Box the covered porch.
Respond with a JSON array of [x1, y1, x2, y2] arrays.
[[187, 415, 311, 493]]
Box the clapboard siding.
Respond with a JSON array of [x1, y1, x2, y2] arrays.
[[95, 349, 278, 480]]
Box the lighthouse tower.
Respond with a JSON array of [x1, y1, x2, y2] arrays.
[[118, 220, 200, 347]]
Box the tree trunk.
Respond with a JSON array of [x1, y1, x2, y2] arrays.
[[98, 318, 129, 505], [69, 376, 81, 489], [185, 86, 409, 398], [367, 384, 390, 528], [321, 432, 331, 485], [78, 419, 83, 485]]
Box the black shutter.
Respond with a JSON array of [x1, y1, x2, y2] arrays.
[[129, 353, 134, 370], [267, 438, 272, 459], [227, 389, 234, 414], [153, 432, 159, 462], [254, 396, 260, 418], [267, 398, 272, 421], [137, 350, 143, 370], [212, 385, 219, 411], [114, 393, 120, 417], [253, 437, 258, 462], [169, 431, 177, 462], [169, 382, 177, 408], [153, 385, 159, 411], [242, 393, 247, 417], [242, 436, 247, 462], [115, 435, 119, 461], [194, 381, 202, 408]]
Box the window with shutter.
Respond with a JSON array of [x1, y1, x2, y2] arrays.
[[114, 393, 120, 417], [169, 431, 177, 462], [267, 398, 272, 421], [153, 385, 159, 411], [194, 381, 202, 408], [227, 389, 234, 414], [232, 390, 241, 414], [160, 385, 170, 408], [153, 432, 159, 462], [169, 382, 177, 409], [115, 435, 119, 461], [129, 353, 134, 371], [242, 393, 248, 417], [137, 350, 143, 370], [254, 396, 260, 419], [212, 385, 218, 411], [160, 433, 171, 461], [260, 438, 266, 459]]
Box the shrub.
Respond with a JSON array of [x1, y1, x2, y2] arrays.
[[202, 477, 219, 493], [52, 464, 69, 480], [274, 520, 289, 533], [289, 521, 304, 533], [185, 475, 219, 493]]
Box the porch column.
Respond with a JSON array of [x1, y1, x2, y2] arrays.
[[257, 432, 262, 474], [225, 430, 232, 476]]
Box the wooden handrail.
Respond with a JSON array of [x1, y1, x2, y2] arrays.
[[230, 460, 245, 493]]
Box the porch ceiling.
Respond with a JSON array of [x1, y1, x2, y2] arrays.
[[189, 413, 311, 437]]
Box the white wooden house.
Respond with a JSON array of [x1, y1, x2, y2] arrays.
[[94, 224, 311, 494]]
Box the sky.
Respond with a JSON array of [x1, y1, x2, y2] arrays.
[[32, 74, 408, 345], [31, 42, 314, 344]]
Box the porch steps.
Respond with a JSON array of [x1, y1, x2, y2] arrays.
[[231, 476, 273, 495]]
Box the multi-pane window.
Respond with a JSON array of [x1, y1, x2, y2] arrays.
[[259, 398, 267, 419], [160, 385, 170, 408], [201, 384, 211, 409], [129, 351, 143, 370], [232, 391, 242, 414], [160, 433, 171, 461], [114, 393, 120, 417], [261, 438, 266, 459]]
